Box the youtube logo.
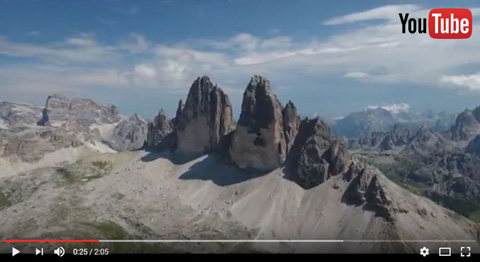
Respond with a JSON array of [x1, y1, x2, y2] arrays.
[[399, 8, 472, 39], [429, 9, 472, 39]]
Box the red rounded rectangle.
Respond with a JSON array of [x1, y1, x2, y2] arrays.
[[429, 8, 472, 39]]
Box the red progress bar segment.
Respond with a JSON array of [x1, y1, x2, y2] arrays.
[[3, 240, 99, 243]]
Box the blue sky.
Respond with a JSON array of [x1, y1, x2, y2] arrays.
[[2, 0, 480, 119]]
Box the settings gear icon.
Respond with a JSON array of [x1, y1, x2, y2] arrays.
[[419, 247, 430, 257]]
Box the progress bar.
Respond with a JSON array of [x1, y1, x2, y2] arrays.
[[98, 240, 477, 243], [3, 239, 477, 243]]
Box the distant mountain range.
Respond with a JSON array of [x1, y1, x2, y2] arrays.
[[329, 107, 456, 138], [343, 104, 480, 224]]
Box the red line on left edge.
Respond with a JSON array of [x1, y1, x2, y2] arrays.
[[3, 240, 99, 243]]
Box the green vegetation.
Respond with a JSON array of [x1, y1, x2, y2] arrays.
[[79, 220, 175, 253], [0, 191, 12, 208], [55, 167, 77, 185], [469, 210, 480, 223], [374, 157, 423, 178], [388, 176, 425, 196], [427, 192, 480, 220], [91, 161, 112, 171], [373, 157, 426, 197], [54, 160, 113, 185], [373, 158, 480, 224], [83, 220, 128, 239]]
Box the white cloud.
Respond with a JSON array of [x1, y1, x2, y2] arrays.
[[323, 4, 421, 25], [439, 74, 480, 92], [66, 34, 96, 47], [133, 64, 157, 80], [157, 61, 191, 83], [119, 32, 149, 53], [0, 34, 118, 63], [367, 103, 410, 114], [3, 4, 480, 107], [154, 46, 229, 66], [343, 71, 369, 78]]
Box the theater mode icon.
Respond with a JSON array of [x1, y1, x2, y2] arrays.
[[439, 247, 451, 256]]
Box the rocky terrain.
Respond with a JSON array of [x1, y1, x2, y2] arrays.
[[0, 76, 479, 254], [346, 106, 480, 225], [109, 114, 148, 152]]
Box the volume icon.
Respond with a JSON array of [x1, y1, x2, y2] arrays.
[[54, 247, 65, 257]]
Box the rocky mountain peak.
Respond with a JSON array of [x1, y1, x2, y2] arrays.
[[342, 164, 395, 221], [228, 75, 291, 171], [472, 105, 480, 122], [285, 117, 347, 188], [174, 76, 234, 156], [109, 113, 147, 152], [129, 113, 141, 122], [282, 100, 300, 154], [332, 107, 396, 138], [237, 75, 279, 129], [174, 99, 184, 126], [245, 75, 272, 95], [402, 125, 460, 156], [146, 109, 174, 149], [42, 95, 122, 126], [449, 109, 480, 141], [377, 123, 412, 151], [416, 124, 434, 139]]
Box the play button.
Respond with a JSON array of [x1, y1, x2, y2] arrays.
[[12, 247, 20, 257]]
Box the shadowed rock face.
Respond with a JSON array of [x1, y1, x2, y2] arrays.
[[343, 168, 394, 221], [466, 135, 480, 156], [378, 124, 412, 151], [109, 114, 147, 152], [228, 75, 297, 171], [283, 101, 300, 154], [174, 76, 234, 156], [174, 99, 184, 127], [146, 109, 173, 149], [348, 124, 413, 150], [285, 117, 348, 188], [284, 116, 395, 220], [448, 109, 480, 141]]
